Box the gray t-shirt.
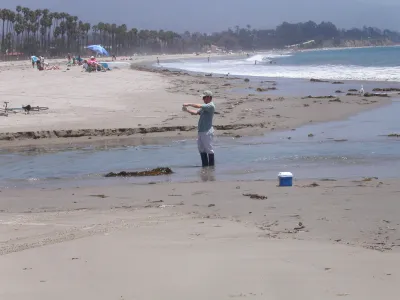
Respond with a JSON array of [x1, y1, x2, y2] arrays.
[[197, 102, 215, 132]]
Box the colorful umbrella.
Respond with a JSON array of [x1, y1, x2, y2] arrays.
[[87, 45, 110, 56]]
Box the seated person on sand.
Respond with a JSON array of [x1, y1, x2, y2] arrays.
[[85, 58, 105, 72], [36, 59, 44, 71], [85, 60, 97, 72], [87, 56, 98, 69], [82, 60, 89, 71], [76, 55, 83, 65]]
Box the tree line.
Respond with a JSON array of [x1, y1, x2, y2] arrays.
[[1, 6, 400, 58]]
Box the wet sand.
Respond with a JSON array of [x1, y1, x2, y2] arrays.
[[1, 178, 400, 299]]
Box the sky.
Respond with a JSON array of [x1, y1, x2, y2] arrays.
[[2, 0, 400, 32]]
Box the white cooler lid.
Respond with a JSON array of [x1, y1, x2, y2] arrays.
[[278, 172, 293, 177]]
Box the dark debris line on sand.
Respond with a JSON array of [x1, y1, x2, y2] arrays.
[[372, 88, 400, 92], [0, 123, 268, 141], [310, 78, 329, 83], [105, 167, 173, 177], [302, 95, 336, 99], [243, 193, 268, 200]]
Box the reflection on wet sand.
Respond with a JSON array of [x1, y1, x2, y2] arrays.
[[199, 168, 216, 182]]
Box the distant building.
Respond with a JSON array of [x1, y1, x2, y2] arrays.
[[204, 44, 224, 53]]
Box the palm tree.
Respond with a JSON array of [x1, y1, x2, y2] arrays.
[[130, 28, 138, 51], [14, 15, 24, 50], [7, 11, 16, 52], [91, 25, 98, 44], [84, 22, 91, 48], [110, 23, 117, 53], [0, 9, 8, 52], [116, 24, 127, 54], [65, 15, 75, 50], [97, 22, 105, 44], [59, 20, 66, 47], [46, 13, 53, 50], [104, 23, 111, 49]]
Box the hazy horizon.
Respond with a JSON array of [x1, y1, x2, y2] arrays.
[[2, 0, 400, 32]]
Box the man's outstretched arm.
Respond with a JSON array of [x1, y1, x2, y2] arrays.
[[183, 106, 200, 115], [183, 103, 203, 109]]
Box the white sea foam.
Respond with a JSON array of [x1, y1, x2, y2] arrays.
[[161, 56, 400, 82], [245, 52, 293, 62]]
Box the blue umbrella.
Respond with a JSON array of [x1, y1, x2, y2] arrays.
[[87, 45, 110, 56]]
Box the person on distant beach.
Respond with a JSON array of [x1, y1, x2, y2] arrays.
[[182, 90, 216, 167], [36, 58, 43, 71], [208, 56, 210, 63], [31, 55, 37, 68], [112, 54, 116, 61], [157, 57, 160, 65]]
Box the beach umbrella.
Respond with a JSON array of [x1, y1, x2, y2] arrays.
[[87, 45, 110, 56]]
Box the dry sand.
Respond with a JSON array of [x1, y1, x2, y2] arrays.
[[1, 178, 400, 299]]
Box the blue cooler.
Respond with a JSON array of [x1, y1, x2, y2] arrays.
[[278, 172, 293, 187]]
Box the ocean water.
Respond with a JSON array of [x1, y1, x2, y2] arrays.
[[160, 46, 400, 82]]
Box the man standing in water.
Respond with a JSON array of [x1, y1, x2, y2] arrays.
[[182, 90, 215, 167]]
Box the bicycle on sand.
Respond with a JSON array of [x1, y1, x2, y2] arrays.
[[0, 102, 49, 116]]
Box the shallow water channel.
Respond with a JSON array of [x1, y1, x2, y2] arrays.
[[1, 101, 399, 189]]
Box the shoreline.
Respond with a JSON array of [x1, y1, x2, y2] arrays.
[[0, 54, 394, 148], [151, 46, 400, 84]]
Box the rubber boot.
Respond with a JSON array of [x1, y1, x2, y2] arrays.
[[208, 154, 215, 167], [200, 153, 209, 167]]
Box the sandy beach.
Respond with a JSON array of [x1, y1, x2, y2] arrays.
[[1, 178, 400, 299], [1, 55, 399, 299]]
